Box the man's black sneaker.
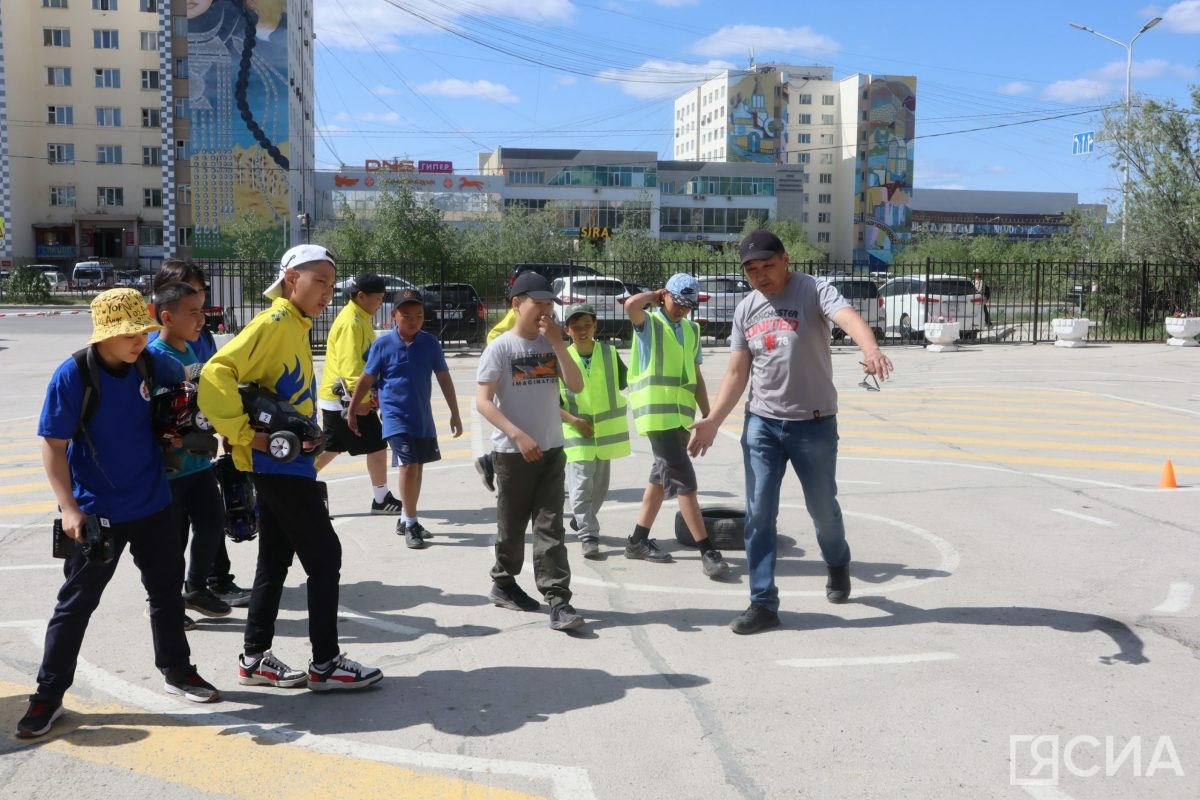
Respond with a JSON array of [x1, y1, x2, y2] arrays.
[[164, 666, 221, 703], [183, 584, 232, 617], [625, 538, 673, 563], [14, 696, 63, 738], [307, 653, 383, 692], [581, 538, 601, 560], [826, 564, 852, 604], [489, 581, 540, 612], [549, 603, 585, 631], [701, 549, 730, 578], [474, 454, 495, 492], [208, 578, 251, 608], [183, 614, 197, 631], [730, 604, 781, 635], [371, 492, 403, 515], [398, 520, 427, 549]]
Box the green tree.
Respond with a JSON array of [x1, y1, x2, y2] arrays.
[[4, 266, 51, 303], [740, 215, 825, 266]]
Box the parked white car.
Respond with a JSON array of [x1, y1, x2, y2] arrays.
[[822, 276, 885, 342], [878, 275, 986, 340], [552, 276, 631, 341], [696, 275, 751, 341]]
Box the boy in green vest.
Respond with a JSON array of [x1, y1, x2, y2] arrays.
[[624, 274, 730, 579], [558, 303, 631, 560]]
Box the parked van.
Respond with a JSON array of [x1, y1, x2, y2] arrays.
[[72, 261, 115, 290]]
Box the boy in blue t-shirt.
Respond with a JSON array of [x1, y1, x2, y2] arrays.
[[148, 281, 231, 623], [16, 288, 221, 740], [348, 288, 462, 547]]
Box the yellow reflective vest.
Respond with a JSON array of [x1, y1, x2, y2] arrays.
[[627, 310, 699, 434], [559, 342, 631, 462]]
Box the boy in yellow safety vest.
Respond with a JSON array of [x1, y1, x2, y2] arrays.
[[623, 274, 730, 579], [558, 302, 631, 560]]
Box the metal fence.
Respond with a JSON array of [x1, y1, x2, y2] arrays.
[[196, 258, 1199, 350]]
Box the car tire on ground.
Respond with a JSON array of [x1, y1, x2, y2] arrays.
[[674, 505, 747, 550]]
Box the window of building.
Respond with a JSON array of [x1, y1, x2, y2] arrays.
[[173, 98, 188, 118], [175, 139, 186, 159], [93, 0, 117, 9], [174, 58, 188, 78], [140, 69, 160, 89], [142, 146, 161, 166], [98, 187, 124, 206], [43, 28, 71, 47], [177, 227, 194, 247], [97, 145, 122, 164], [139, 224, 164, 246], [50, 186, 76, 206], [93, 29, 119, 49], [796, 152, 810, 164], [172, 15, 187, 36], [821, 114, 835, 125], [94, 68, 120, 88], [817, 231, 830, 243], [818, 193, 831, 204], [48, 143, 75, 164], [818, 212, 831, 224], [142, 107, 161, 127], [797, 93, 812, 104], [797, 133, 811, 144], [822, 94, 835, 105], [798, 114, 811, 125], [177, 184, 191, 205], [820, 153, 834, 164], [44, 0, 69, 7], [143, 188, 163, 207], [140, 0, 157, 10], [140, 30, 157, 50], [819, 173, 833, 184], [47, 66, 72, 86], [47, 105, 74, 125], [801, 212, 809, 223], [95, 107, 121, 127]]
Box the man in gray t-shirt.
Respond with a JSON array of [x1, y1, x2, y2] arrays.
[[690, 230, 894, 635]]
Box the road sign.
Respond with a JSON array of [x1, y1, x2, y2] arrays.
[[1072, 131, 1095, 155]]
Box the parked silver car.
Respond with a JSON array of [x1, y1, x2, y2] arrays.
[[552, 276, 631, 341], [695, 275, 751, 341], [823, 276, 885, 342]]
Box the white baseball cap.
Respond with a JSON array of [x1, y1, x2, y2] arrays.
[[264, 244, 336, 300]]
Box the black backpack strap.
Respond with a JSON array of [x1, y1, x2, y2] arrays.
[[72, 346, 157, 439]]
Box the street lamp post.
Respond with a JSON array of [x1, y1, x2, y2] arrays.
[[1068, 16, 1162, 247]]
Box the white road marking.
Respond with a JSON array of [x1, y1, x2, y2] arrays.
[[337, 604, 423, 636], [777, 652, 956, 668], [1153, 582, 1195, 614], [0, 564, 61, 571], [1021, 785, 1075, 800], [1049, 508, 1116, 527]]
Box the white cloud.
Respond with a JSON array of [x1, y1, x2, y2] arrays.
[[554, 75, 578, 88], [596, 59, 735, 99], [315, 0, 575, 49], [416, 78, 519, 104], [355, 111, 403, 123], [998, 81, 1033, 96], [1092, 57, 1171, 81], [926, 183, 967, 190], [370, 85, 397, 96], [988, 165, 1011, 174], [692, 25, 840, 59], [1042, 78, 1110, 102], [1161, 0, 1200, 32]]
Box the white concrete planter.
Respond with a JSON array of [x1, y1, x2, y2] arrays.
[[923, 321, 960, 352], [213, 333, 235, 350], [1051, 318, 1090, 348], [1165, 317, 1200, 347]]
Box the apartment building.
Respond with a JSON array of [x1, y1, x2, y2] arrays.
[[0, 0, 314, 268]]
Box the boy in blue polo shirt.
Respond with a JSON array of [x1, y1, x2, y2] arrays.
[[16, 288, 221, 739], [348, 288, 462, 548]]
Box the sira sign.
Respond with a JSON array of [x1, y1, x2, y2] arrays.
[[580, 227, 611, 238]]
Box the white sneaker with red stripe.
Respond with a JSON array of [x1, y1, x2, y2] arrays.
[[239, 650, 307, 688], [307, 653, 383, 692]]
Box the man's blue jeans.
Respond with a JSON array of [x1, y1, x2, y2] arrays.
[[742, 412, 850, 612]]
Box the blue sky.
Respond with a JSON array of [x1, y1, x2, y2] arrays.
[[311, 0, 1200, 205]]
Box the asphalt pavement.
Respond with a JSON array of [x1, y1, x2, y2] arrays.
[[1, 311, 1198, 799]]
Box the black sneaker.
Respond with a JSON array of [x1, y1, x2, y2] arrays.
[[730, 604, 781, 635], [581, 538, 601, 560], [164, 666, 221, 703], [183, 614, 197, 631], [474, 454, 495, 492], [208, 578, 251, 608], [398, 520, 426, 549], [371, 492, 403, 515], [488, 581, 540, 612], [549, 603, 585, 631], [701, 549, 731, 578], [625, 538, 673, 563], [184, 583, 232, 617], [14, 695, 63, 739], [409, 520, 433, 539], [826, 564, 852, 604], [307, 653, 383, 692]]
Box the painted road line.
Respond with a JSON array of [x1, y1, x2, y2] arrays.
[[338, 604, 424, 636], [1022, 785, 1075, 800], [0, 564, 61, 571], [846, 431, 1186, 458], [839, 446, 1194, 474], [1050, 509, 1116, 527], [777, 652, 956, 668], [1152, 582, 1195, 614]]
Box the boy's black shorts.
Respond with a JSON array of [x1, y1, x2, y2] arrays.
[[321, 408, 386, 456], [646, 427, 698, 499]]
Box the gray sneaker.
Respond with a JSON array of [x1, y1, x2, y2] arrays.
[[549, 603, 585, 631], [581, 538, 601, 560], [701, 549, 730, 579], [625, 538, 673, 563], [397, 520, 426, 550]]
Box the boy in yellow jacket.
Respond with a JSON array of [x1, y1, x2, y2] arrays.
[[198, 244, 382, 693]]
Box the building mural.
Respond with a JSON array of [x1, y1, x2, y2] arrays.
[[727, 72, 783, 163], [855, 75, 916, 266], [187, 0, 291, 257]]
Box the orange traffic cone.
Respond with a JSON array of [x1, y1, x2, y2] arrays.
[[1159, 459, 1178, 489]]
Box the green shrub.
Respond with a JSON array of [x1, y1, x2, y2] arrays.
[[6, 267, 51, 303]]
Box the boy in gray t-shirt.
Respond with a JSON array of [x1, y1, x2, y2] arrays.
[[476, 272, 586, 632]]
